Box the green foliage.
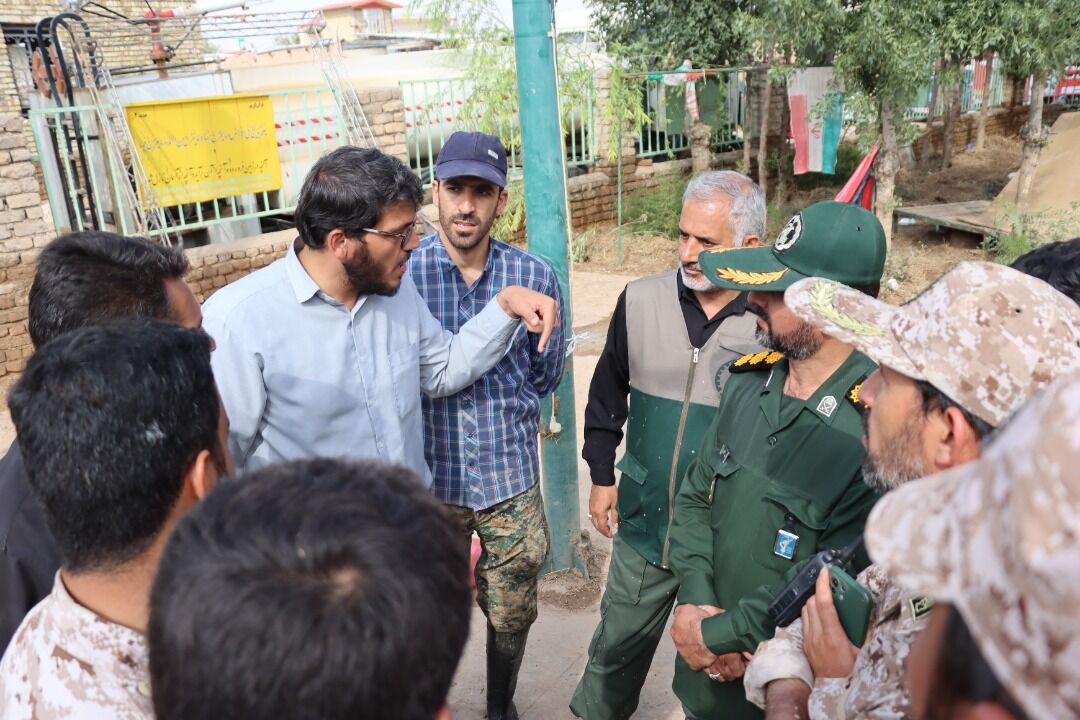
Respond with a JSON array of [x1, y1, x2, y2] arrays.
[[996, 0, 1080, 77], [589, 0, 745, 67], [988, 201, 1080, 265], [765, 200, 790, 240], [571, 227, 594, 263], [407, 0, 597, 236], [601, 52, 651, 163], [492, 179, 526, 241], [790, 143, 865, 191], [621, 173, 688, 239]]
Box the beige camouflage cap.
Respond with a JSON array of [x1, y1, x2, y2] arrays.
[[784, 261, 1080, 426], [864, 369, 1080, 719]]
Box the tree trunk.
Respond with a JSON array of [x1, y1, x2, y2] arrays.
[[741, 75, 752, 174], [876, 99, 900, 249], [687, 90, 712, 175], [940, 61, 961, 171], [1016, 72, 1045, 209], [776, 78, 791, 206], [974, 51, 994, 152], [757, 67, 772, 200], [918, 63, 941, 171]]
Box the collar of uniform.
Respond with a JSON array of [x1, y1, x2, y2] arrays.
[[758, 350, 872, 428], [758, 357, 788, 430], [50, 572, 149, 688], [801, 350, 874, 427], [284, 237, 321, 304]]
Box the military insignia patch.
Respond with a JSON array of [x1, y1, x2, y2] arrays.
[[714, 364, 730, 393], [808, 282, 884, 336], [729, 350, 784, 373], [773, 212, 803, 252], [909, 596, 935, 622], [847, 378, 870, 414], [714, 267, 788, 286], [816, 395, 838, 418], [773, 529, 799, 560]]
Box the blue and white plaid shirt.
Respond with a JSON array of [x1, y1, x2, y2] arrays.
[[409, 234, 566, 510]]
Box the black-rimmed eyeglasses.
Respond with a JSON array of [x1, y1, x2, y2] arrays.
[[361, 222, 419, 249]]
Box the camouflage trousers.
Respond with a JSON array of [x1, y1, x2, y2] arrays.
[[447, 482, 550, 634]]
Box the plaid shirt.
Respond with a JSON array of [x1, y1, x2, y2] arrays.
[[409, 234, 566, 510]]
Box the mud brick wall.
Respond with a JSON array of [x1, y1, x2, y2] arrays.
[[184, 231, 291, 303], [0, 231, 292, 400], [358, 87, 408, 164], [914, 104, 1070, 162]]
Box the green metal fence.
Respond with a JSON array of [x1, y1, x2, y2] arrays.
[[634, 68, 751, 159], [905, 55, 1005, 121], [399, 77, 594, 187], [29, 87, 347, 242]]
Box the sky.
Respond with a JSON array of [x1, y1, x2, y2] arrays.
[[195, 0, 596, 51], [195, 0, 592, 42]]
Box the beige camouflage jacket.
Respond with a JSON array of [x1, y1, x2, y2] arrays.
[[744, 563, 932, 719], [0, 573, 153, 719]]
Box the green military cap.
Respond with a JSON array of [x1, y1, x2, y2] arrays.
[[698, 200, 887, 292]]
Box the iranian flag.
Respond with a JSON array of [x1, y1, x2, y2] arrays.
[[787, 67, 844, 175]]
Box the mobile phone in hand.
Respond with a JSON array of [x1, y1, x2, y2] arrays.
[[828, 566, 872, 647]]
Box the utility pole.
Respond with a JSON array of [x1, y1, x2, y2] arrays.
[[511, 0, 584, 574]]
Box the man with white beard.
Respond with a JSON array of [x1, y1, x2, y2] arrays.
[[571, 171, 765, 720]]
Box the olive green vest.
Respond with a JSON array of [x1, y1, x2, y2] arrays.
[[617, 271, 760, 568]]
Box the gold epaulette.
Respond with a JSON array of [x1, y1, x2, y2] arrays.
[[847, 377, 869, 413], [728, 350, 784, 373]]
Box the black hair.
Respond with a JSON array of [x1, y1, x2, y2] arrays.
[[915, 380, 995, 440], [294, 146, 423, 249], [149, 458, 471, 720], [7, 318, 220, 572], [28, 231, 189, 349], [851, 282, 882, 299], [927, 605, 1029, 720], [1010, 237, 1080, 307]]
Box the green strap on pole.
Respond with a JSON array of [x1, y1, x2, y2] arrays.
[[511, 0, 585, 575]]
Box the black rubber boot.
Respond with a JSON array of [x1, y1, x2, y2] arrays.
[[486, 622, 530, 720]]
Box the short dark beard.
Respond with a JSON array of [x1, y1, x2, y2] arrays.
[[755, 319, 823, 360], [344, 243, 399, 297], [438, 206, 496, 252], [860, 411, 927, 493]]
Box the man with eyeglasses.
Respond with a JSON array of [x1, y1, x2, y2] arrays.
[[203, 146, 558, 481]]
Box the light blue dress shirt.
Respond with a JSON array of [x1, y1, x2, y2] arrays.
[[202, 240, 520, 485]]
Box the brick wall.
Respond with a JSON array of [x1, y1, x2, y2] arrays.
[[913, 103, 1069, 161], [357, 86, 407, 163], [0, 230, 292, 398], [0, 113, 49, 285], [185, 231, 290, 302]]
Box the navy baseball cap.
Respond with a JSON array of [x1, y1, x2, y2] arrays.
[[435, 131, 508, 188]]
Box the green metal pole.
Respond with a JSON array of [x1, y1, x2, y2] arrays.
[[511, 0, 584, 575]]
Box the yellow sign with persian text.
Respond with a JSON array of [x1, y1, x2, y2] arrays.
[[125, 94, 281, 206]]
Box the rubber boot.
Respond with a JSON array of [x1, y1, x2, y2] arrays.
[[486, 622, 530, 720]]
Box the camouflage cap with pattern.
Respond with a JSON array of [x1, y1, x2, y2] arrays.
[[698, 201, 886, 292], [784, 261, 1080, 426], [864, 369, 1080, 719]]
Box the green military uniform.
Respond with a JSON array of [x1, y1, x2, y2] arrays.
[[668, 200, 889, 720], [571, 272, 759, 720], [669, 350, 878, 719]]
